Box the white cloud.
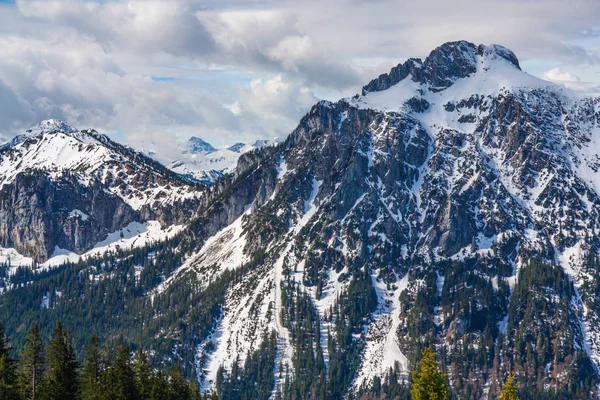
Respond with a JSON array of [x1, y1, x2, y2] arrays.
[[543, 68, 580, 83], [15, 0, 216, 56], [542, 67, 600, 93], [0, 0, 599, 149]]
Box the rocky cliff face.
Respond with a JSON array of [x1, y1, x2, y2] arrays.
[[0, 172, 138, 262], [0, 122, 204, 261]]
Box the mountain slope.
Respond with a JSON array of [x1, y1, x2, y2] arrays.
[[175, 41, 600, 398], [0, 120, 204, 261]]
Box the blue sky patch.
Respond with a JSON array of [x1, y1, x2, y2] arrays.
[[151, 76, 176, 82]]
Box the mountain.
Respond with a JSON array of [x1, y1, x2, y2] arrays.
[[227, 142, 247, 152], [0, 120, 204, 262], [167, 136, 279, 183], [184, 136, 217, 155], [0, 41, 600, 400]]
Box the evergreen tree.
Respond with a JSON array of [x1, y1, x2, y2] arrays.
[[0, 323, 19, 400], [410, 347, 449, 400], [188, 379, 202, 400], [133, 348, 154, 400], [499, 374, 519, 400], [80, 335, 102, 400], [150, 368, 170, 400], [44, 322, 79, 400], [18, 323, 46, 400], [103, 343, 138, 400], [168, 364, 192, 400]]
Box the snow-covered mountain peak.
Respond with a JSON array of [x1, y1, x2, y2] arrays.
[[425, 41, 520, 76], [476, 43, 521, 69], [184, 136, 217, 155], [362, 41, 523, 96], [167, 137, 280, 183], [26, 119, 78, 136], [227, 142, 246, 153], [0, 121, 202, 212], [1, 119, 80, 150], [355, 42, 566, 115]]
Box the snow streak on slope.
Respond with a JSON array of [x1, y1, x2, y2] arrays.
[[271, 243, 297, 395], [559, 242, 600, 372], [354, 272, 410, 388], [167, 212, 249, 294]]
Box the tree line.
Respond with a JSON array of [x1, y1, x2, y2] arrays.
[[0, 322, 218, 400]]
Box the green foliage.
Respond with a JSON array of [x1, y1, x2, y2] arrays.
[[0, 235, 238, 377], [498, 374, 518, 400], [133, 349, 153, 400], [80, 335, 102, 400], [0, 323, 19, 399], [101, 343, 138, 400], [327, 266, 378, 399], [0, 322, 213, 400], [354, 362, 411, 400], [18, 323, 45, 400], [279, 278, 327, 399], [503, 258, 595, 395], [43, 322, 78, 400], [410, 347, 448, 400]]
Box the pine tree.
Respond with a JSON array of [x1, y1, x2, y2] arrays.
[[0, 323, 19, 400], [169, 364, 192, 400], [410, 347, 449, 400], [45, 322, 79, 400], [103, 343, 138, 400], [188, 379, 202, 400], [80, 334, 102, 400], [150, 368, 169, 400], [498, 374, 518, 400], [18, 323, 46, 400], [132, 348, 154, 399]]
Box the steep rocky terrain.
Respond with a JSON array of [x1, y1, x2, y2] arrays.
[[180, 41, 600, 398], [1, 41, 600, 399], [0, 120, 204, 262]]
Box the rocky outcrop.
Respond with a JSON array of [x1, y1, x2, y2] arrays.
[[0, 125, 204, 261], [0, 172, 137, 261], [362, 40, 521, 94]]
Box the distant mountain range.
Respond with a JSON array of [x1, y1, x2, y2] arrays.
[[165, 136, 279, 183]]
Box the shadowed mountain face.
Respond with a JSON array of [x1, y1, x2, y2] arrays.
[[1, 41, 600, 399]]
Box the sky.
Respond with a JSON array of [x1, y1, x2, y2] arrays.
[[0, 0, 599, 156]]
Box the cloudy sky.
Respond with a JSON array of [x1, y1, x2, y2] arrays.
[[0, 0, 599, 155]]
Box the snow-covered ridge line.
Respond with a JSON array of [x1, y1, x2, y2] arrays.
[[0, 120, 202, 211]]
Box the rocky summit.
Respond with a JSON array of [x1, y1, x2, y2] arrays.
[[1, 41, 600, 399]]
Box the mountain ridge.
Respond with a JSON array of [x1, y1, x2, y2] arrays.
[[0, 121, 204, 261]]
